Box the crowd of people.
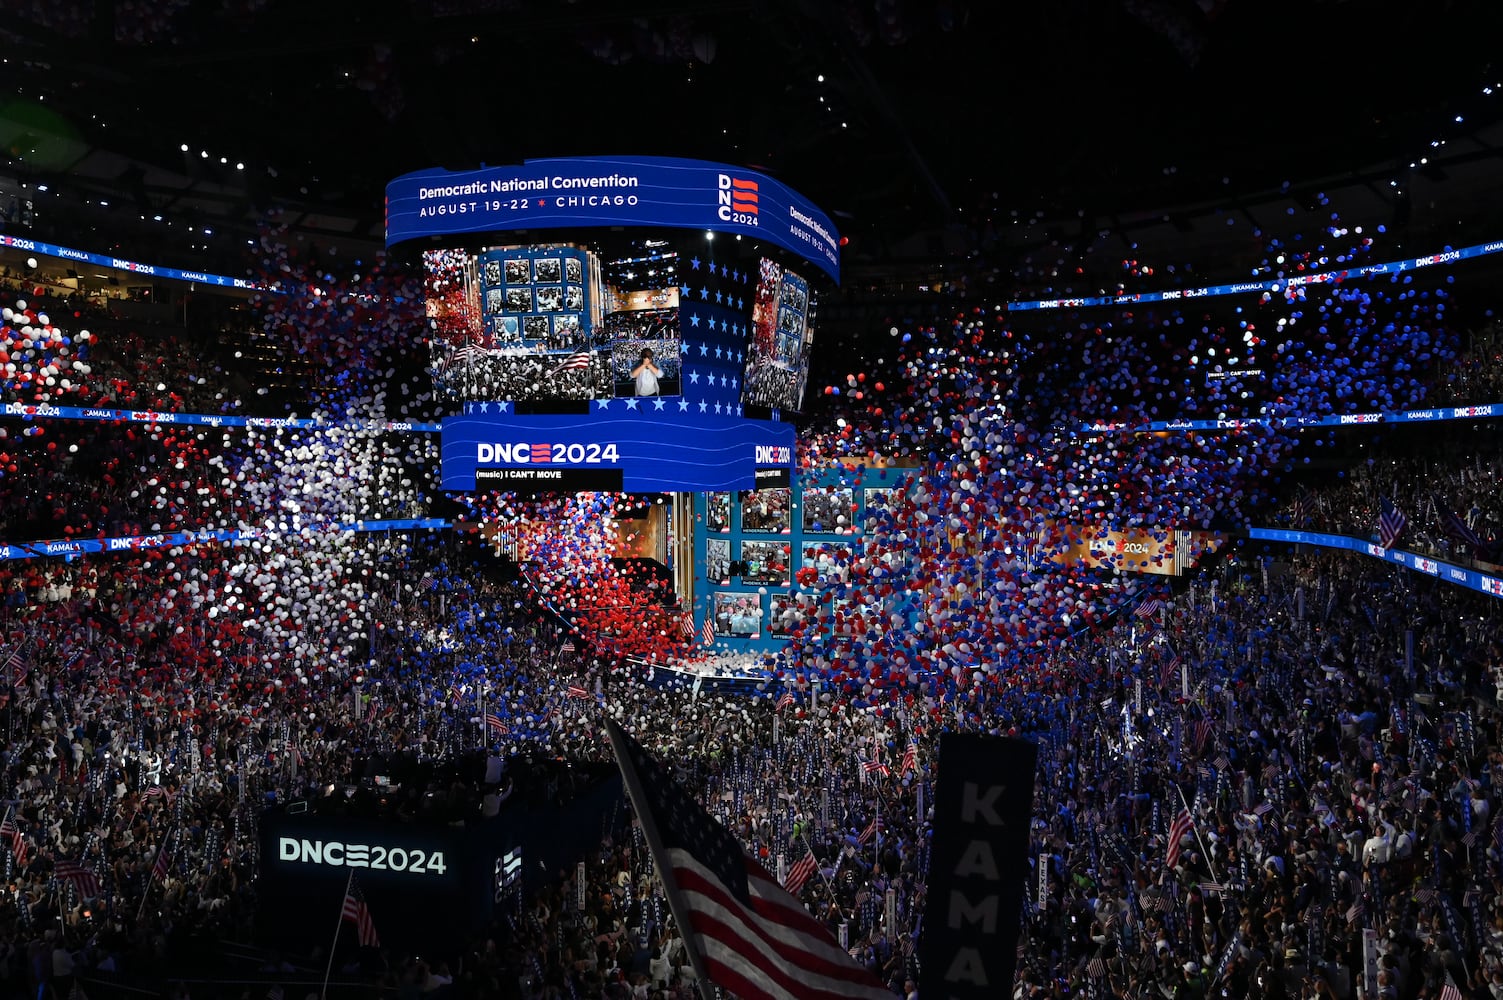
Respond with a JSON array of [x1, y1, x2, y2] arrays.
[[0, 198, 1496, 1000]]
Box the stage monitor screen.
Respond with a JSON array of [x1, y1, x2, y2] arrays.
[[741, 258, 816, 413]]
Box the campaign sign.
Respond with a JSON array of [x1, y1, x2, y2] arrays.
[[919, 732, 1037, 1000], [442, 408, 796, 494], [258, 810, 480, 948], [385, 155, 841, 282]]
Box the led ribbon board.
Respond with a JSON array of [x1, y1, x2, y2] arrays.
[[385, 155, 841, 283]]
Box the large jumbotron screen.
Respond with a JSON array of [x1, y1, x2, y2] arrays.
[[387, 156, 839, 494]]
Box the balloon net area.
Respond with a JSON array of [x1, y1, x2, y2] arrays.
[[0, 212, 1500, 998]]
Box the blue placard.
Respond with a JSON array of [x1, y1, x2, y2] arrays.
[[441, 407, 795, 493], [385, 155, 841, 283]]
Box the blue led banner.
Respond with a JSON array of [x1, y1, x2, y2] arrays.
[[0, 234, 258, 289], [1077, 402, 1501, 435], [441, 406, 795, 493], [0, 401, 439, 433], [385, 156, 841, 283], [0, 518, 449, 563], [1249, 527, 1503, 600]]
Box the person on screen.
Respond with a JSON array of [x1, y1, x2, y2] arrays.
[[631, 348, 663, 396]]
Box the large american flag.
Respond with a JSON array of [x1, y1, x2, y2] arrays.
[[1165, 808, 1194, 869], [1377, 497, 1407, 549], [605, 720, 890, 1000], [55, 859, 100, 898], [342, 876, 381, 948], [702, 615, 716, 647]]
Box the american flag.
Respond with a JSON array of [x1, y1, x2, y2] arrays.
[[857, 815, 885, 845], [783, 851, 818, 896], [152, 837, 173, 882], [1377, 497, 1407, 549], [1345, 899, 1364, 923], [680, 614, 695, 639], [1191, 719, 1213, 754], [862, 759, 891, 777], [144, 785, 171, 800], [1165, 808, 1193, 869], [447, 684, 464, 703], [547, 351, 593, 378], [55, 859, 100, 897], [900, 743, 919, 775], [342, 877, 381, 948], [567, 684, 591, 700], [604, 721, 890, 1000], [1134, 597, 1164, 620], [1160, 654, 1181, 690], [561, 640, 577, 654], [4, 648, 25, 685], [702, 615, 716, 646], [1439, 973, 1464, 1000], [485, 713, 509, 735], [1438, 502, 1484, 549], [1291, 489, 1312, 527], [417, 573, 437, 592], [1085, 956, 1106, 979], [0, 817, 26, 866], [776, 692, 795, 712]]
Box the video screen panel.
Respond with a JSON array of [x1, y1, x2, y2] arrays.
[[741, 258, 816, 413], [713, 592, 762, 638], [425, 243, 683, 404]]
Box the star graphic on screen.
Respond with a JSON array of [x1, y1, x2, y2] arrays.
[[479, 402, 491, 413], [680, 283, 691, 296], [596, 399, 611, 410], [714, 346, 723, 359], [719, 375, 728, 387], [689, 313, 700, 328], [464, 402, 473, 415], [625, 398, 639, 410], [497, 401, 511, 412], [730, 378, 738, 389], [537, 199, 546, 207], [698, 343, 708, 356], [688, 371, 700, 384], [736, 350, 744, 362], [699, 286, 710, 299], [678, 399, 690, 411], [714, 402, 723, 414], [719, 264, 729, 277], [690, 257, 702, 270], [698, 400, 708, 412], [736, 404, 743, 416], [714, 290, 723, 304], [653, 398, 666, 411]]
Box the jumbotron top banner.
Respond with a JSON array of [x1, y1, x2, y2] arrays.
[[385, 156, 841, 283]]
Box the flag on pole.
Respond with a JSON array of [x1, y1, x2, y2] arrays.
[[0, 818, 26, 866], [55, 858, 100, 897], [862, 759, 891, 777], [4, 648, 25, 685], [776, 692, 795, 712], [1165, 808, 1193, 869], [567, 684, 591, 700], [485, 713, 509, 735], [603, 719, 891, 1000], [783, 851, 818, 896], [341, 876, 381, 948], [858, 815, 885, 845], [548, 351, 593, 378], [680, 614, 695, 639], [1438, 502, 1484, 549], [901, 743, 919, 776], [152, 836, 173, 882], [1377, 497, 1407, 549], [561, 640, 577, 654], [417, 573, 437, 592], [1439, 972, 1464, 1000], [1134, 597, 1164, 620], [702, 616, 716, 646]]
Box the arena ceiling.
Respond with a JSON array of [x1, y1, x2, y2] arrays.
[[3, 0, 1503, 270]]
